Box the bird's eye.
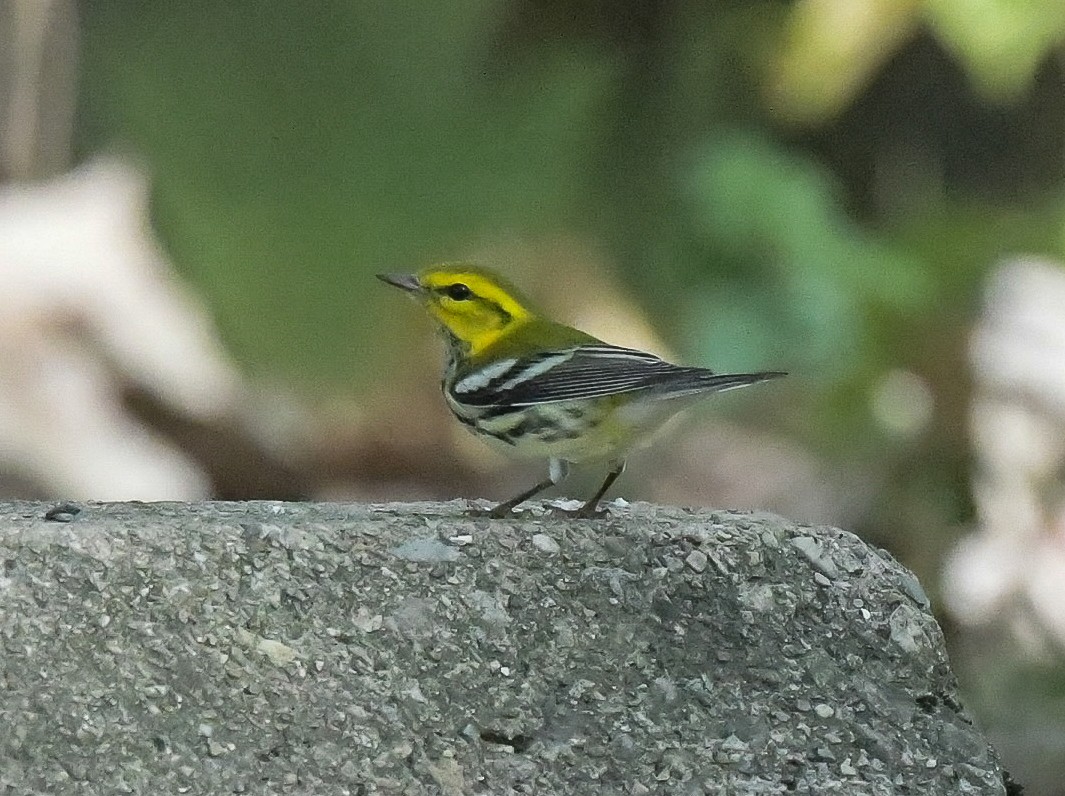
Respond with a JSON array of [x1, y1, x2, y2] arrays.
[[445, 283, 472, 301]]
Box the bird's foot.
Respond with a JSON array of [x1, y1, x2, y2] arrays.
[[462, 500, 524, 519], [544, 500, 609, 520]]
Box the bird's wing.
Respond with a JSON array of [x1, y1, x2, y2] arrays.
[[451, 344, 784, 407]]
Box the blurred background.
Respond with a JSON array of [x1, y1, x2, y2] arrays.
[[2, 0, 1064, 790]]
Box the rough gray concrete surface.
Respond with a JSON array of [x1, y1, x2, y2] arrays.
[[0, 500, 1005, 795]]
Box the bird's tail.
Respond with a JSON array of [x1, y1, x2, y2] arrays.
[[652, 369, 787, 399]]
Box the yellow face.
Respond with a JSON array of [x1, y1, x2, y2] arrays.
[[378, 264, 533, 356]]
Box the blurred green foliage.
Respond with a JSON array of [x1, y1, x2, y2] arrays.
[[78, 0, 612, 380], [927, 0, 1065, 98]]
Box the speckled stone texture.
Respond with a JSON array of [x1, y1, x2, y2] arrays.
[[0, 501, 1005, 795]]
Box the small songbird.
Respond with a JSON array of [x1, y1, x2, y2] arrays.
[[378, 264, 784, 518]]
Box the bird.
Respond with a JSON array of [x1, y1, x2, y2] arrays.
[[378, 264, 784, 518]]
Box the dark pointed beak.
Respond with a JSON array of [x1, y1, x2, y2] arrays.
[[376, 272, 422, 293]]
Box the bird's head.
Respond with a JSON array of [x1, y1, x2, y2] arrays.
[[377, 264, 536, 356]]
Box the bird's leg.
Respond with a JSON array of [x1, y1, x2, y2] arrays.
[[574, 461, 626, 519], [487, 478, 554, 518], [488, 458, 569, 518]]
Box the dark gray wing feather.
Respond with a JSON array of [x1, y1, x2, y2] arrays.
[[454, 344, 784, 407]]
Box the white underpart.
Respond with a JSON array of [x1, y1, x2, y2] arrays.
[[453, 358, 518, 393], [498, 352, 574, 390]]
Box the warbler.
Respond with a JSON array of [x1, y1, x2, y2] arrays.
[[378, 264, 784, 518]]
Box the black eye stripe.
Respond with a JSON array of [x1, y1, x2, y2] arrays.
[[445, 283, 472, 301]]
